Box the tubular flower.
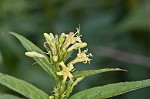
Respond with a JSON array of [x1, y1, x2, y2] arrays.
[[70, 49, 92, 64], [25, 29, 92, 65], [57, 62, 74, 82], [63, 32, 75, 49], [25, 51, 45, 58], [63, 31, 82, 49]]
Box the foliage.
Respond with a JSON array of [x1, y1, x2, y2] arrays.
[[0, 72, 49, 99], [0, 94, 22, 99], [0, 32, 149, 99]]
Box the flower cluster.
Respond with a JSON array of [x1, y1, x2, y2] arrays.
[[25, 28, 92, 99], [25, 28, 92, 82]]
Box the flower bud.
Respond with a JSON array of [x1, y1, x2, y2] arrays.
[[67, 43, 87, 52], [59, 33, 66, 47], [78, 42, 87, 48], [25, 51, 44, 58], [59, 33, 65, 42], [53, 56, 58, 62], [49, 96, 54, 99], [44, 33, 57, 56], [44, 33, 52, 43], [49, 33, 54, 39]]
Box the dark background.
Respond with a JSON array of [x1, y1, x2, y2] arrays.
[[0, 0, 150, 99]]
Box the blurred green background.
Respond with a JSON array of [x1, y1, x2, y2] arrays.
[[0, 0, 150, 99]]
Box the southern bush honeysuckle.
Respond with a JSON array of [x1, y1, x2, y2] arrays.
[[25, 28, 92, 99], [1, 30, 148, 99]]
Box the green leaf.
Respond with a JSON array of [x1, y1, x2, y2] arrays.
[[73, 68, 126, 78], [10, 32, 57, 79], [69, 79, 150, 99], [0, 94, 22, 99], [0, 73, 49, 99]]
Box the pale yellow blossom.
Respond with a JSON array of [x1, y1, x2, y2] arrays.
[[63, 32, 82, 49], [63, 32, 75, 48], [57, 62, 74, 82], [70, 49, 92, 64], [71, 36, 82, 44]]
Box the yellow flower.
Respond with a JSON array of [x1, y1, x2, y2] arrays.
[[63, 32, 75, 48], [57, 62, 74, 82], [63, 31, 83, 49], [70, 49, 92, 64], [25, 51, 45, 58]]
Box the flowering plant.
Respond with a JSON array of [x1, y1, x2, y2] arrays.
[[25, 29, 92, 98], [0, 28, 150, 99]]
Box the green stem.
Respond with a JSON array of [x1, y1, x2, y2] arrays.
[[65, 81, 73, 98], [59, 82, 66, 99]]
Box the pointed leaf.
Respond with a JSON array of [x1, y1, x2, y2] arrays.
[[69, 79, 150, 99], [0, 73, 49, 99], [73, 68, 126, 78], [10, 32, 57, 79], [0, 94, 22, 99]]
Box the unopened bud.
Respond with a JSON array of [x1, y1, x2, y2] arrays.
[[59, 33, 65, 43], [67, 43, 87, 52], [49, 96, 54, 99], [44, 33, 52, 43], [25, 52, 44, 58], [78, 42, 87, 48], [53, 56, 58, 62], [49, 33, 54, 39]]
